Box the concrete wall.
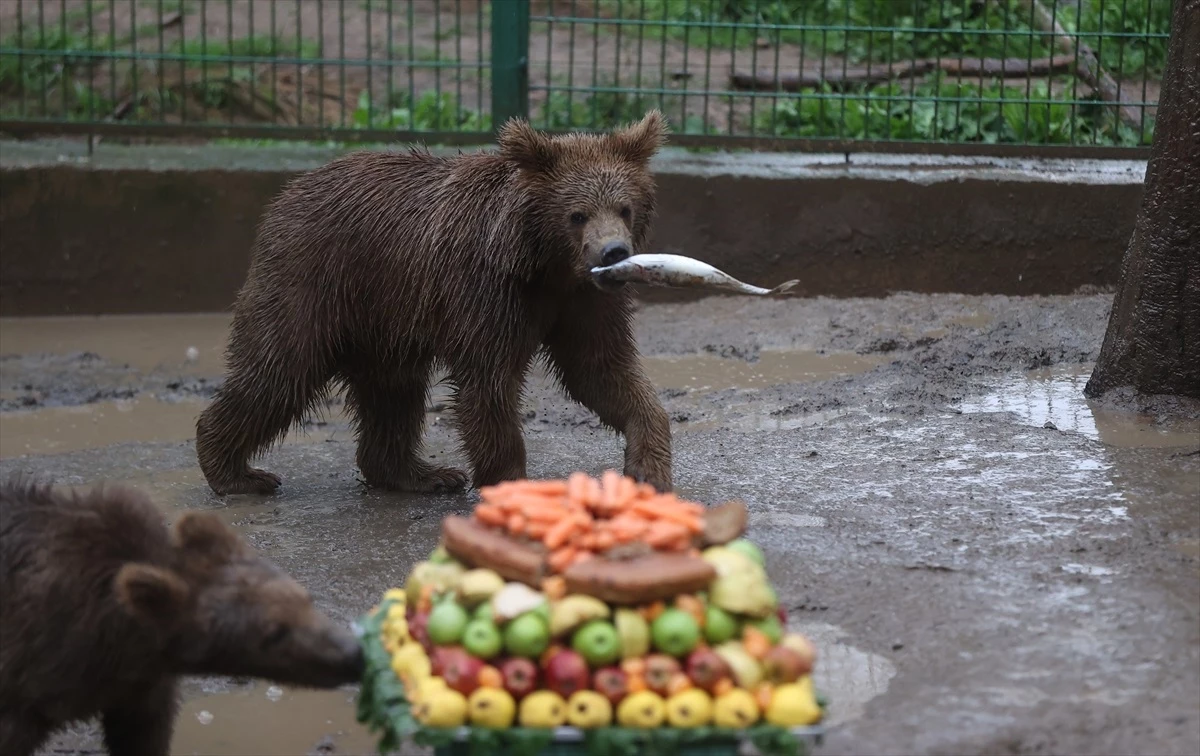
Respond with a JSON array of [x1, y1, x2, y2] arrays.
[[0, 140, 1144, 316]]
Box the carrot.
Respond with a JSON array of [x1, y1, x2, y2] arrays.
[[645, 521, 690, 548], [474, 504, 506, 527], [621, 658, 646, 677], [525, 521, 549, 539], [667, 672, 693, 696], [675, 595, 706, 628], [541, 576, 568, 601], [742, 626, 772, 660], [478, 666, 503, 689], [754, 682, 775, 711], [593, 530, 617, 552], [712, 678, 735, 697], [649, 507, 706, 534], [544, 518, 578, 550], [567, 471, 591, 510], [506, 513, 527, 535], [635, 482, 658, 500], [640, 601, 666, 622], [608, 515, 650, 542], [576, 532, 599, 552], [570, 550, 594, 567], [626, 673, 648, 693], [521, 505, 570, 523], [521, 479, 570, 496], [600, 470, 624, 512], [548, 546, 577, 573]]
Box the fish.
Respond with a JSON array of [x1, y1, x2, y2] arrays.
[[590, 253, 800, 297]]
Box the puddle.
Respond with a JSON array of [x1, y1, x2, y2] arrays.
[[0, 398, 352, 457], [643, 350, 884, 393], [958, 366, 1200, 448], [790, 621, 897, 727], [0, 313, 232, 375], [173, 680, 375, 756]]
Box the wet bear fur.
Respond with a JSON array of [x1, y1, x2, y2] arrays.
[[0, 477, 364, 756], [195, 111, 674, 496]]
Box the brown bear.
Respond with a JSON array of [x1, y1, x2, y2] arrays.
[[0, 477, 364, 756], [195, 111, 673, 497]]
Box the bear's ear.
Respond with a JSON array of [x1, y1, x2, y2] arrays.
[[115, 563, 191, 625], [610, 109, 669, 165], [171, 511, 244, 563], [498, 117, 558, 174]]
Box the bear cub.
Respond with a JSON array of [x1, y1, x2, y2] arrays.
[[0, 477, 364, 756], [196, 111, 674, 496]]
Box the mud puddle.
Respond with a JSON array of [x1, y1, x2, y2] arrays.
[[958, 365, 1200, 448], [173, 680, 374, 756], [643, 350, 884, 393], [0, 314, 232, 375], [792, 622, 896, 728], [0, 399, 351, 457]]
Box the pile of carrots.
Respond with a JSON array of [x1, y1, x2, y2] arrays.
[[474, 471, 706, 572]]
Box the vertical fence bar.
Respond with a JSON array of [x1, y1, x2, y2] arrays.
[[491, 0, 530, 131]]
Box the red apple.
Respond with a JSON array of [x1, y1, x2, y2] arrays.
[[685, 647, 731, 692], [543, 649, 591, 699], [408, 611, 432, 652], [643, 654, 682, 696], [499, 657, 539, 700], [592, 666, 629, 705], [762, 646, 810, 684], [437, 647, 485, 696]]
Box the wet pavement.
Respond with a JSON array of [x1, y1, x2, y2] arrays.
[[1, 293, 1198, 756]]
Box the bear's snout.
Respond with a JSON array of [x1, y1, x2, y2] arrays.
[[599, 240, 632, 267]]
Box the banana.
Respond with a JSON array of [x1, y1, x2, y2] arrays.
[[458, 569, 506, 606], [549, 595, 611, 637], [714, 641, 764, 689]]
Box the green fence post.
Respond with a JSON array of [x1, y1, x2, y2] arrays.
[[491, 0, 530, 131]]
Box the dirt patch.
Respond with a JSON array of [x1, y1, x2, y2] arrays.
[[3, 291, 1198, 756]]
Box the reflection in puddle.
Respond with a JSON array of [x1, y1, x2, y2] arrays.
[[0, 398, 206, 456], [0, 399, 351, 457], [173, 680, 375, 756], [0, 313, 232, 375], [958, 366, 1200, 448], [644, 350, 884, 393], [790, 621, 896, 727]]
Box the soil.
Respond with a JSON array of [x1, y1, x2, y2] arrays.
[[2, 291, 1198, 756]]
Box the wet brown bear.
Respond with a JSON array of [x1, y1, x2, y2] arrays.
[[0, 477, 364, 756], [195, 111, 673, 496]]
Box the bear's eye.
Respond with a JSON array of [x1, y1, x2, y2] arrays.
[[570, 211, 588, 225], [262, 624, 290, 648], [619, 206, 632, 221]]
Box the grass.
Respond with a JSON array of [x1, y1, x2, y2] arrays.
[[351, 89, 491, 132], [172, 34, 322, 62]]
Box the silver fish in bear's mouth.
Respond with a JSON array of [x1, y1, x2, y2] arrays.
[[591, 253, 800, 297]]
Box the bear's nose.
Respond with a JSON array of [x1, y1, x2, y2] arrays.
[[600, 241, 631, 267]]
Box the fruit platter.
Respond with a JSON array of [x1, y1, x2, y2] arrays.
[[356, 472, 827, 756]]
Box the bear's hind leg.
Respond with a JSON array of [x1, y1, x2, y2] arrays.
[[448, 369, 529, 489], [345, 365, 468, 493], [196, 324, 331, 495]]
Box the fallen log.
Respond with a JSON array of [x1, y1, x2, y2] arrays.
[[731, 54, 1083, 91]]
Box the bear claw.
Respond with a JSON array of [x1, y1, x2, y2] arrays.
[[214, 469, 282, 496]]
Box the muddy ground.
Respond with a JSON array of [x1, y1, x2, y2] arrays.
[[2, 291, 1198, 756]]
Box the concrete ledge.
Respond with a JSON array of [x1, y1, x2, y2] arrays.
[[0, 140, 1143, 316]]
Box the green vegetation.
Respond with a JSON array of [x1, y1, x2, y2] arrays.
[[352, 89, 491, 132], [759, 77, 1151, 145], [172, 34, 321, 61], [608, 0, 1170, 75]]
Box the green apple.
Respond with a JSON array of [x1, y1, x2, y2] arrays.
[[427, 600, 470, 646], [572, 620, 621, 667], [462, 618, 503, 659], [745, 614, 783, 645], [703, 605, 740, 644], [504, 612, 550, 659], [651, 608, 701, 657], [473, 600, 494, 623]]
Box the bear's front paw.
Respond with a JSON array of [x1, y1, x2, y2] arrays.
[[623, 457, 672, 493], [214, 468, 282, 496], [364, 463, 469, 494]]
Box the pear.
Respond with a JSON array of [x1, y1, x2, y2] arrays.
[[549, 595, 611, 637], [458, 569, 506, 606], [614, 608, 651, 659], [702, 547, 777, 618], [713, 641, 764, 689]]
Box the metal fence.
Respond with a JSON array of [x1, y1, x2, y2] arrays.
[[0, 1, 1171, 155]]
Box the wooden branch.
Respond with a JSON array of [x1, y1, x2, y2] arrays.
[[1015, 0, 1143, 129], [731, 55, 1084, 91]]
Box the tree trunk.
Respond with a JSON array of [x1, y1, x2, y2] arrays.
[[1085, 0, 1200, 400]]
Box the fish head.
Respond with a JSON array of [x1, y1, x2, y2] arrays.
[[497, 110, 669, 288]]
